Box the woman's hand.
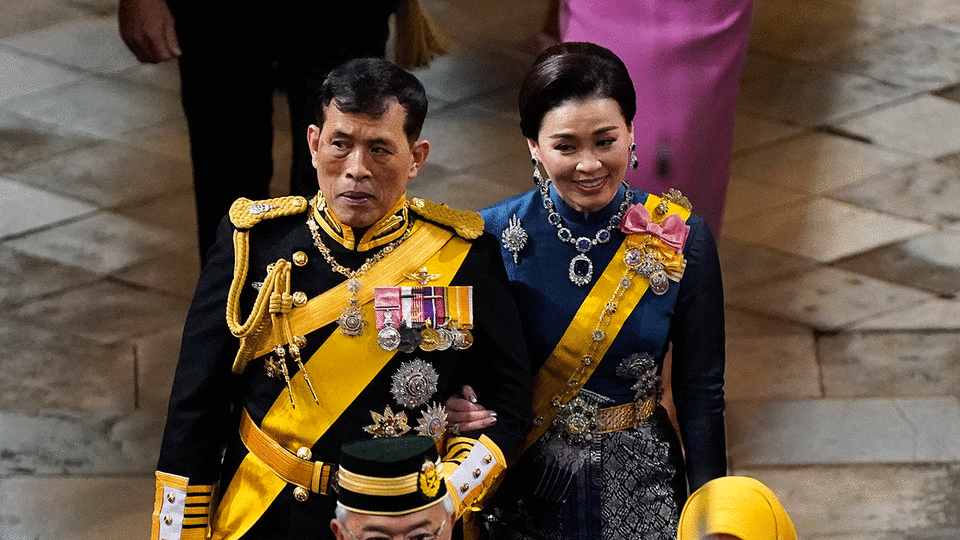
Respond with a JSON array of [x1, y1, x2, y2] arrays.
[[445, 385, 497, 433], [118, 0, 181, 64]]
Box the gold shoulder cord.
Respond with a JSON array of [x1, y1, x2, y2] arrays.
[[224, 196, 317, 408]]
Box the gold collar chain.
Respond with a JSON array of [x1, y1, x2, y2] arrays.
[[306, 203, 414, 336]]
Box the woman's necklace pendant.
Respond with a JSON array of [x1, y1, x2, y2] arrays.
[[569, 253, 594, 286]]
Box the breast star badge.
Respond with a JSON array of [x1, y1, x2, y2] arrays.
[[363, 405, 411, 438]]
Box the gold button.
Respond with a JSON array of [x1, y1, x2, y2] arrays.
[[163, 516, 173, 526], [460, 483, 469, 493], [473, 468, 482, 478], [293, 486, 309, 502], [166, 493, 175, 503], [582, 356, 592, 366], [296, 447, 312, 460], [292, 251, 308, 266], [483, 455, 493, 464], [292, 291, 308, 307], [293, 335, 307, 348], [413, 198, 425, 208]]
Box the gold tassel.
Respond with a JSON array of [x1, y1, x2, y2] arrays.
[[394, 0, 451, 68]]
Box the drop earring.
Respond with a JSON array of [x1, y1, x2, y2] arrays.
[[629, 142, 639, 170], [532, 156, 546, 187]]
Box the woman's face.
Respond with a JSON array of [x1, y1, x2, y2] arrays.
[[529, 96, 633, 214]]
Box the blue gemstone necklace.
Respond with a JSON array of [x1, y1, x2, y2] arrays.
[[539, 180, 633, 286]]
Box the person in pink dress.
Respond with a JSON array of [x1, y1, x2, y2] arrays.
[[556, 0, 753, 235]]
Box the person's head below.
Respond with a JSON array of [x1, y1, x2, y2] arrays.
[[308, 58, 430, 230], [677, 476, 798, 540], [518, 41, 637, 214], [330, 436, 454, 540]]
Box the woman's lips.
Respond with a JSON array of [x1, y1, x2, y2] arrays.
[[573, 175, 608, 190]]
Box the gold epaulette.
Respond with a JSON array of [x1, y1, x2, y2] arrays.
[[408, 197, 484, 240], [229, 196, 309, 229]]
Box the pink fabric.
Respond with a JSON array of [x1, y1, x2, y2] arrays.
[[559, 0, 753, 235], [620, 204, 690, 252]]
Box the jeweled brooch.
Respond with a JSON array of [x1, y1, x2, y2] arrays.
[[391, 359, 439, 409], [416, 402, 448, 442], [501, 214, 528, 264], [363, 406, 411, 438]]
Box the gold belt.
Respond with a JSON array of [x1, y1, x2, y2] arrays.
[[238, 409, 337, 496], [596, 397, 657, 434]]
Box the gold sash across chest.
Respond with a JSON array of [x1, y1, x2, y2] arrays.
[[211, 221, 472, 539], [521, 194, 690, 453]]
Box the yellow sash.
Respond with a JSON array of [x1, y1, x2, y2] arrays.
[[211, 223, 473, 539], [520, 194, 690, 453]]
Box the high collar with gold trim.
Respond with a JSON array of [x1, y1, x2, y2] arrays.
[[311, 191, 410, 251]]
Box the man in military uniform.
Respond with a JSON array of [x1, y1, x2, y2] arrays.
[[150, 58, 531, 540], [330, 436, 455, 540]]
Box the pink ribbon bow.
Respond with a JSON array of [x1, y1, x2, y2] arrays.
[[619, 204, 690, 252]]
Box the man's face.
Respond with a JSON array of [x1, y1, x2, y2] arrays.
[[308, 99, 429, 229], [330, 502, 452, 540]]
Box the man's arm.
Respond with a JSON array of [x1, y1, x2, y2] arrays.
[[119, 0, 181, 63]]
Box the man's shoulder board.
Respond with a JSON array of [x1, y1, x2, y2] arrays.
[[229, 196, 309, 229], [409, 197, 484, 240]]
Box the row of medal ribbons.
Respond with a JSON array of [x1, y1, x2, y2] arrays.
[[373, 286, 474, 352]]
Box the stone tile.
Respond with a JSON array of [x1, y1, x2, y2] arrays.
[[724, 307, 813, 337], [419, 106, 528, 173], [833, 230, 960, 296], [727, 397, 960, 466], [114, 245, 201, 300], [725, 333, 822, 400], [724, 197, 934, 263], [721, 176, 810, 226], [3, 75, 181, 138], [0, 0, 93, 39], [736, 54, 916, 126], [113, 116, 190, 160], [113, 187, 197, 233], [0, 109, 101, 171], [468, 85, 523, 123], [725, 267, 934, 330], [6, 210, 191, 274], [936, 83, 960, 104], [0, 16, 139, 74], [413, 47, 529, 106], [459, 146, 537, 195], [831, 160, 960, 226], [117, 59, 181, 91], [731, 132, 913, 194], [852, 296, 960, 330], [10, 278, 190, 344], [717, 237, 817, 291], [731, 465, 960, 537], [0, 409, 161, 475], [0, 176, 97, 239], [731, 113, 803, 153], [819, 331, 960, 397], [0, 475, 155, 540], [133, 325, 183, 413], [748, 0, 908, 63], [837, 95, 960, 159], [0, 316, 134, 413], [820, 24, 960, 91], [0, 245, 101, 308], [0, 45, 83, 102], [5, 138, 191, 208]]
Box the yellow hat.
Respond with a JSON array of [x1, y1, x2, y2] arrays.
[[677, 476, 797, 540]]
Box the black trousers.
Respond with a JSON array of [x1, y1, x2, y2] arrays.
[[168, 0, 397, 262]]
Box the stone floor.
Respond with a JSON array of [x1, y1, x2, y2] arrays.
[[1, 0, 959, 538]]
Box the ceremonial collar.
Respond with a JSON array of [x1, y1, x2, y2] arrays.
[[549, 183, 634, 226], [311, 191, 410, 251]]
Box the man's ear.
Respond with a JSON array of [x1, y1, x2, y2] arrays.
[[308, 124, 322, 167], [409, 139, 430, 178], [330, 518, 345, 540]]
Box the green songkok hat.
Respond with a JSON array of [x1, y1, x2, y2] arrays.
[[337, 436, 447, 516]]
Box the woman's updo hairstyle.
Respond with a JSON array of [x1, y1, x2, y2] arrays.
[[518, 42, 636, 140]]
